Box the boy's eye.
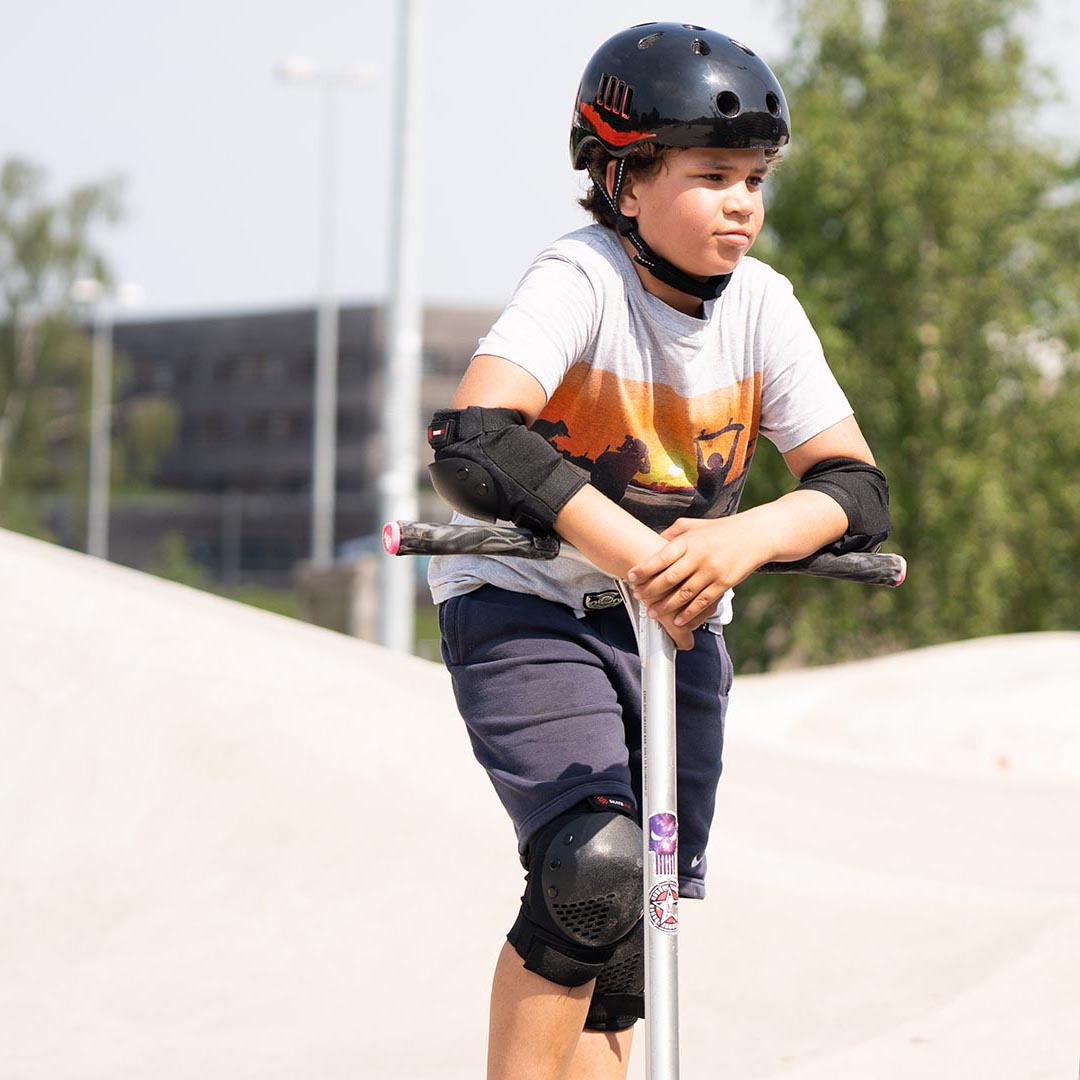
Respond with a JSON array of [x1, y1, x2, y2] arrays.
[[698, 172, 767, 187]]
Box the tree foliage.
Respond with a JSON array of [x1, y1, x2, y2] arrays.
[[1, 161, 182, 537], [0, 158, 140, 538], [736, 0, 1080, 669], [0, 159, 121, 316]]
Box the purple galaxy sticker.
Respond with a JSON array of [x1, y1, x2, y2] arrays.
[[649, 812, 678, 877]]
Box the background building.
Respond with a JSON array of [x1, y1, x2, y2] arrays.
[[94, 302, 496, 587]]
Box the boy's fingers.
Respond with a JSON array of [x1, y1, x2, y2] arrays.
[[660, 518, 690, 540], [648, 574, 716, 621], [632, 559, 692, 603], [672, 591, 721, 626], [661, 517, 712, 540], [659, 617, 695, 650], [626, 539, 685, 583]]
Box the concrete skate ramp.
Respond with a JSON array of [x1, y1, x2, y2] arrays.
[[2, 526, 1078, 1079]]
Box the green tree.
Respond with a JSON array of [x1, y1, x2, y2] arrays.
[[150, 530, 212, 590], [114, 395, 182, 489], [736, 0, 1080, 669], [0, 158, 125, 536]]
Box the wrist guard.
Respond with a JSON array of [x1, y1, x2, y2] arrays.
[[427, 407, 587, 532], [797, 456, 891, 554]]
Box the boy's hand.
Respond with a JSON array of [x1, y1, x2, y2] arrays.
[[551, 483, 840, 650], [655, 612, 696, 651], [627, 515, 771, 633]]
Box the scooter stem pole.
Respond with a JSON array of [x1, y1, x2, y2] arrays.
[[637, 606, 680, 1080]]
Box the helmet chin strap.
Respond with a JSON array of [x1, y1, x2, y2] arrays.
[[590, 159, 732, 303]]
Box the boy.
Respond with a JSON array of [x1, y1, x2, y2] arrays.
[[426, 22, 890, 1080]]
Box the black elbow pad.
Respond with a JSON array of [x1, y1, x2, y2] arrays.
[[427, 407, 587, 532], [796, 456, 891, 554]]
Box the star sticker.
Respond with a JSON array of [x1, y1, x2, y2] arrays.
[[652, 888, 678, 928]]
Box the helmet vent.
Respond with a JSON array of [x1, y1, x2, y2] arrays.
[[682, 23, 706, 30], [637, 31, 664, 50], [691, 38, 711, 56], [716, 91, 741, 118], [597, 73, 634, 119], [766, 92, 782, 117], [730, 38, 756, 56]]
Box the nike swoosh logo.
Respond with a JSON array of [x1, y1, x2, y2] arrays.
[[690, 853, 705, 868]]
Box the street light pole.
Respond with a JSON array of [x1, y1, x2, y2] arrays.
[[87, 300, 113, 560], [377, 0, 424, 652], [71, 278, 114, 560], [312, 79, 340, 570], [275, 60, 371, 569], [71, 280, 144, 560]]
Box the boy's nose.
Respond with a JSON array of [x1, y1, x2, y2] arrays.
[[724, 184, 755, 215]]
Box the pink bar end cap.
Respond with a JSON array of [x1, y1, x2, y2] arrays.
[[382, 521, 401, 555]]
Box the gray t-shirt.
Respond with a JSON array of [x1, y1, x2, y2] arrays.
[[428, 225, 852, 624]]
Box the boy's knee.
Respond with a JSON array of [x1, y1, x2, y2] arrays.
[[507, 800, 643, 988]]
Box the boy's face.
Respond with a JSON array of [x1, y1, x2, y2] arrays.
[[617, 147, 769, 282]]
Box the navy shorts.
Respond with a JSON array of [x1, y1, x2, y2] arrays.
[[439, 585, 732, 899]]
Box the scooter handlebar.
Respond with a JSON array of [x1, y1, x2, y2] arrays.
[[382, 520, 906, 588]]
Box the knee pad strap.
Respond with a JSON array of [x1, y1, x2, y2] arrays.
[[507, 908, 609, 987], [584, 917, 645, 1031]]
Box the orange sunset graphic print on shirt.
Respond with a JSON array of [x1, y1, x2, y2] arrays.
[[533, 361, 763, 531]]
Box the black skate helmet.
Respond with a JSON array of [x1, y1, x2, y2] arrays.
[[571, 22, 790, 165], [571, 23, 790, 300]]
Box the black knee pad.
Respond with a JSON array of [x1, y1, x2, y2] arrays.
[[584, 917, 645, 1031], [507, 797, 643, 987]]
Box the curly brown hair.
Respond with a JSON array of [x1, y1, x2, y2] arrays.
[[576, 141, 672, 229]]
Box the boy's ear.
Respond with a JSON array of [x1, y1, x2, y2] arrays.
[[606, 159, 640, 218], [604, 159, 620, 204]]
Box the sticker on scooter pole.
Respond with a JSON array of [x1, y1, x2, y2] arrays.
[[649, 812, 678, 876], [648, 812, 679, 933], [649, 880, 679, 934]]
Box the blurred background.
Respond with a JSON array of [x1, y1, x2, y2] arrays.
[[1, 0, 1078, 668]]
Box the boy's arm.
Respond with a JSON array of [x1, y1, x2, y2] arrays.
[[449, 354, 550, 422], [447, 355, 697, 647], [628, 415, 880, 627], [449, 356, 673, 574]]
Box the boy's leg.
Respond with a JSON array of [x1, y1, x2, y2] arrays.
[[487, 941, 634, 1080], [440, 589, 649, 1078], [490, 804, 642, 1078], [487, 941, 592, 1080], [567, 1029, 635, 1080]]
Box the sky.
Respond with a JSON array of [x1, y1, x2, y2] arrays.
[[2, 0, 1078, 319]]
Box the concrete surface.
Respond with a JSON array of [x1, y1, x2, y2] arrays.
[[2, 526, 1078, 1079]]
